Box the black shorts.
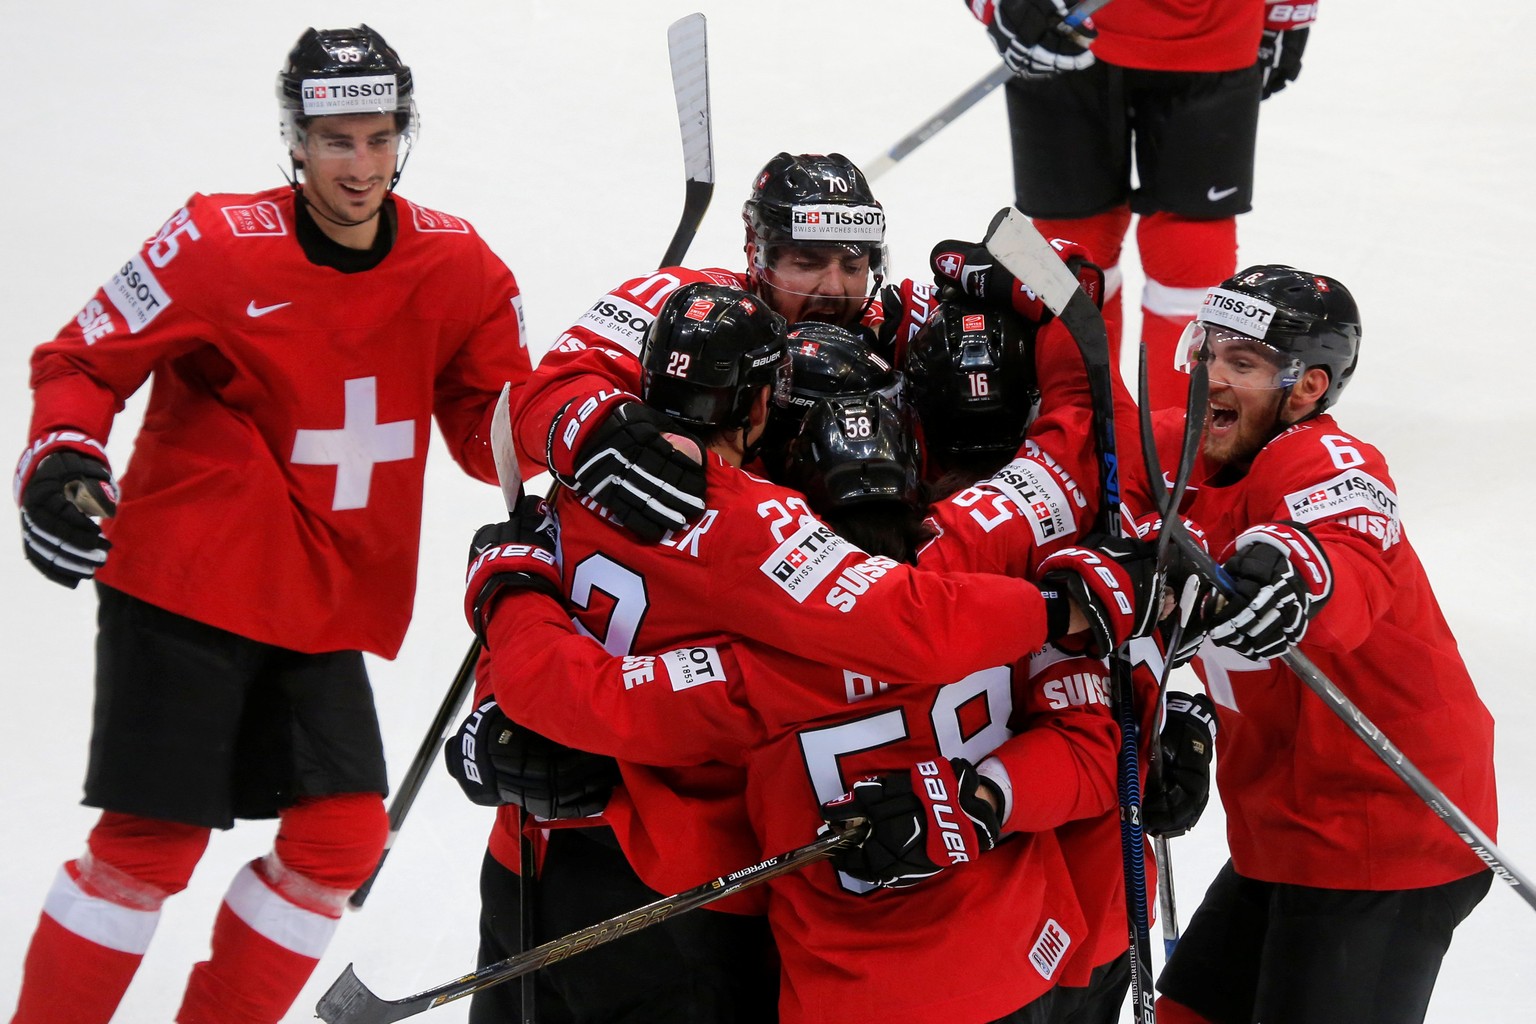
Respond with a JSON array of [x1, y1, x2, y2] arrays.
[[476, 828, 778, 1024], [84, 583, 388, 829], [1157, 860, 1492, 1024], [1051, 950, 1130, 1024], [1003, 62, 1262, 219]]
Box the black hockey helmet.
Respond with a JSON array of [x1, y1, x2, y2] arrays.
[[742, 152, 889, 287], [640, 283, 791, 434], [905, 299, 1038, 461], [277, 25, 418, 178], [1182, 265, 1361, 411], [759, 321, 902, 472], [779, 389, 921, 512]]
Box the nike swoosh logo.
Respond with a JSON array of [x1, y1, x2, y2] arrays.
[[246, 300, 292, 318], [1207, 186, 1239, 202]]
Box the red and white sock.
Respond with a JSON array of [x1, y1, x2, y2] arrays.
[[1137, 212, 1238, 413], [11, 857, 167, 1024], [176, 855, 348, 1024]]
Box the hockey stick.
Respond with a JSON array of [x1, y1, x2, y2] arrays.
[[983, 208, 1153, 1023], [1142, 364, 1536, 913], [350, 385, 526, 912], [862, 0, 1115, 181], [658, 13, 713, 268], [1136, 343, 1210, 960], [349, 642, 478, 909], [316, 818, 869, 1024]]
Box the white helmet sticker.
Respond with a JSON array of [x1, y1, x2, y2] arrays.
[[300, 75, 399, 116], [790, 204, 885, 243], [1199, 287, 1278, 339]]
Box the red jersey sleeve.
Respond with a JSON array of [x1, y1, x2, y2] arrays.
[[988, 647, 1119, 833], [428, 235, 537, 483], [485, 591, 763, 767], [1238, 418, 1399, 652], [511, 265, 746, 467]]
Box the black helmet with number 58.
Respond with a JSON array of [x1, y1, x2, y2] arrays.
[[1186, 265, 1361, 411], [905, 299, 1038, 466], [276, 25, 419, 183], [640, 283, 791, 434], [779, 390, 920, 512]]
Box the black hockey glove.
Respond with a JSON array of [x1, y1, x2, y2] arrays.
[[444, 698, 619, 819], [548, 392, 706, 544], [1037, 534, 1161, 657], [982, 0, 1097, 78], [1207, 522, 1332, 661], [17, 445, 118, 589], [820, 757, 1001, 889], [931, 228, 1103, 323], [464, 495, 562, 644], [1143, 692, 1219, 838]]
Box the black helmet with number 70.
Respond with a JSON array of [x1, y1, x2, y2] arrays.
[[640, 283, 791, 435], [1177, 265, 1362, 412], [741, 153, 888, 321]]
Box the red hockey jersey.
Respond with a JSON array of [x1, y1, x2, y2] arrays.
[[1164, 413, 1498, 889], [23, 188, 535, 656], [487, 472, 1122, 1022]]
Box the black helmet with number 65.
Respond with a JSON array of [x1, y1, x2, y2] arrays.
[[276, 25, 419, 182], [640, 283, 791, 435], [1184, 265, 1361, 411], [905, 299, 1038, 467]]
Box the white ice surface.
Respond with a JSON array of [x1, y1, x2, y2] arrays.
[[1, 2, 1532, 1020]]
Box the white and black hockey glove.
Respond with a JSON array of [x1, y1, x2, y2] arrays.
[[547, 392, 706, 544], [444, 698, 619, 819], [15, 438, 118, 589], [1207, 521, 1332, 661], [979, 0, 1097, 78], [820, 757, 1001, 889]]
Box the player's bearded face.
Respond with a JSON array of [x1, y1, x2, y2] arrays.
[[1203, 374, 1286, 468], [760, 245, 871, 327], [299, 113, 401, 231]]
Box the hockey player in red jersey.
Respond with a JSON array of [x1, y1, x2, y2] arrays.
[[1149, 266, 1496, 1024], [454, 285, 1156, 1022], [966, 0, 1316, 411], [461, 309, 1164, 1022], [513, 150, 941, 545], [9, 25, 534, 1024]]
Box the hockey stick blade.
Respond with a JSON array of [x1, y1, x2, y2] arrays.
[[489, 381, 523, 515], [983, 207, 1120, 531], [317, 819, 869, 1023], [659, 13, 713, 268]]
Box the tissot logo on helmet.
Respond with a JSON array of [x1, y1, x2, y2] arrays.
[[1199, 287, 1278, 338], [790, 205, 885, 242], [300, 75, 399, 115]]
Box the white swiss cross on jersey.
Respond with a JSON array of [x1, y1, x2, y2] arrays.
[[291, 376, 415, 510]]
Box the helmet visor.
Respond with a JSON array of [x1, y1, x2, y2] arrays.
[[1174, 322, 1302, 392]]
